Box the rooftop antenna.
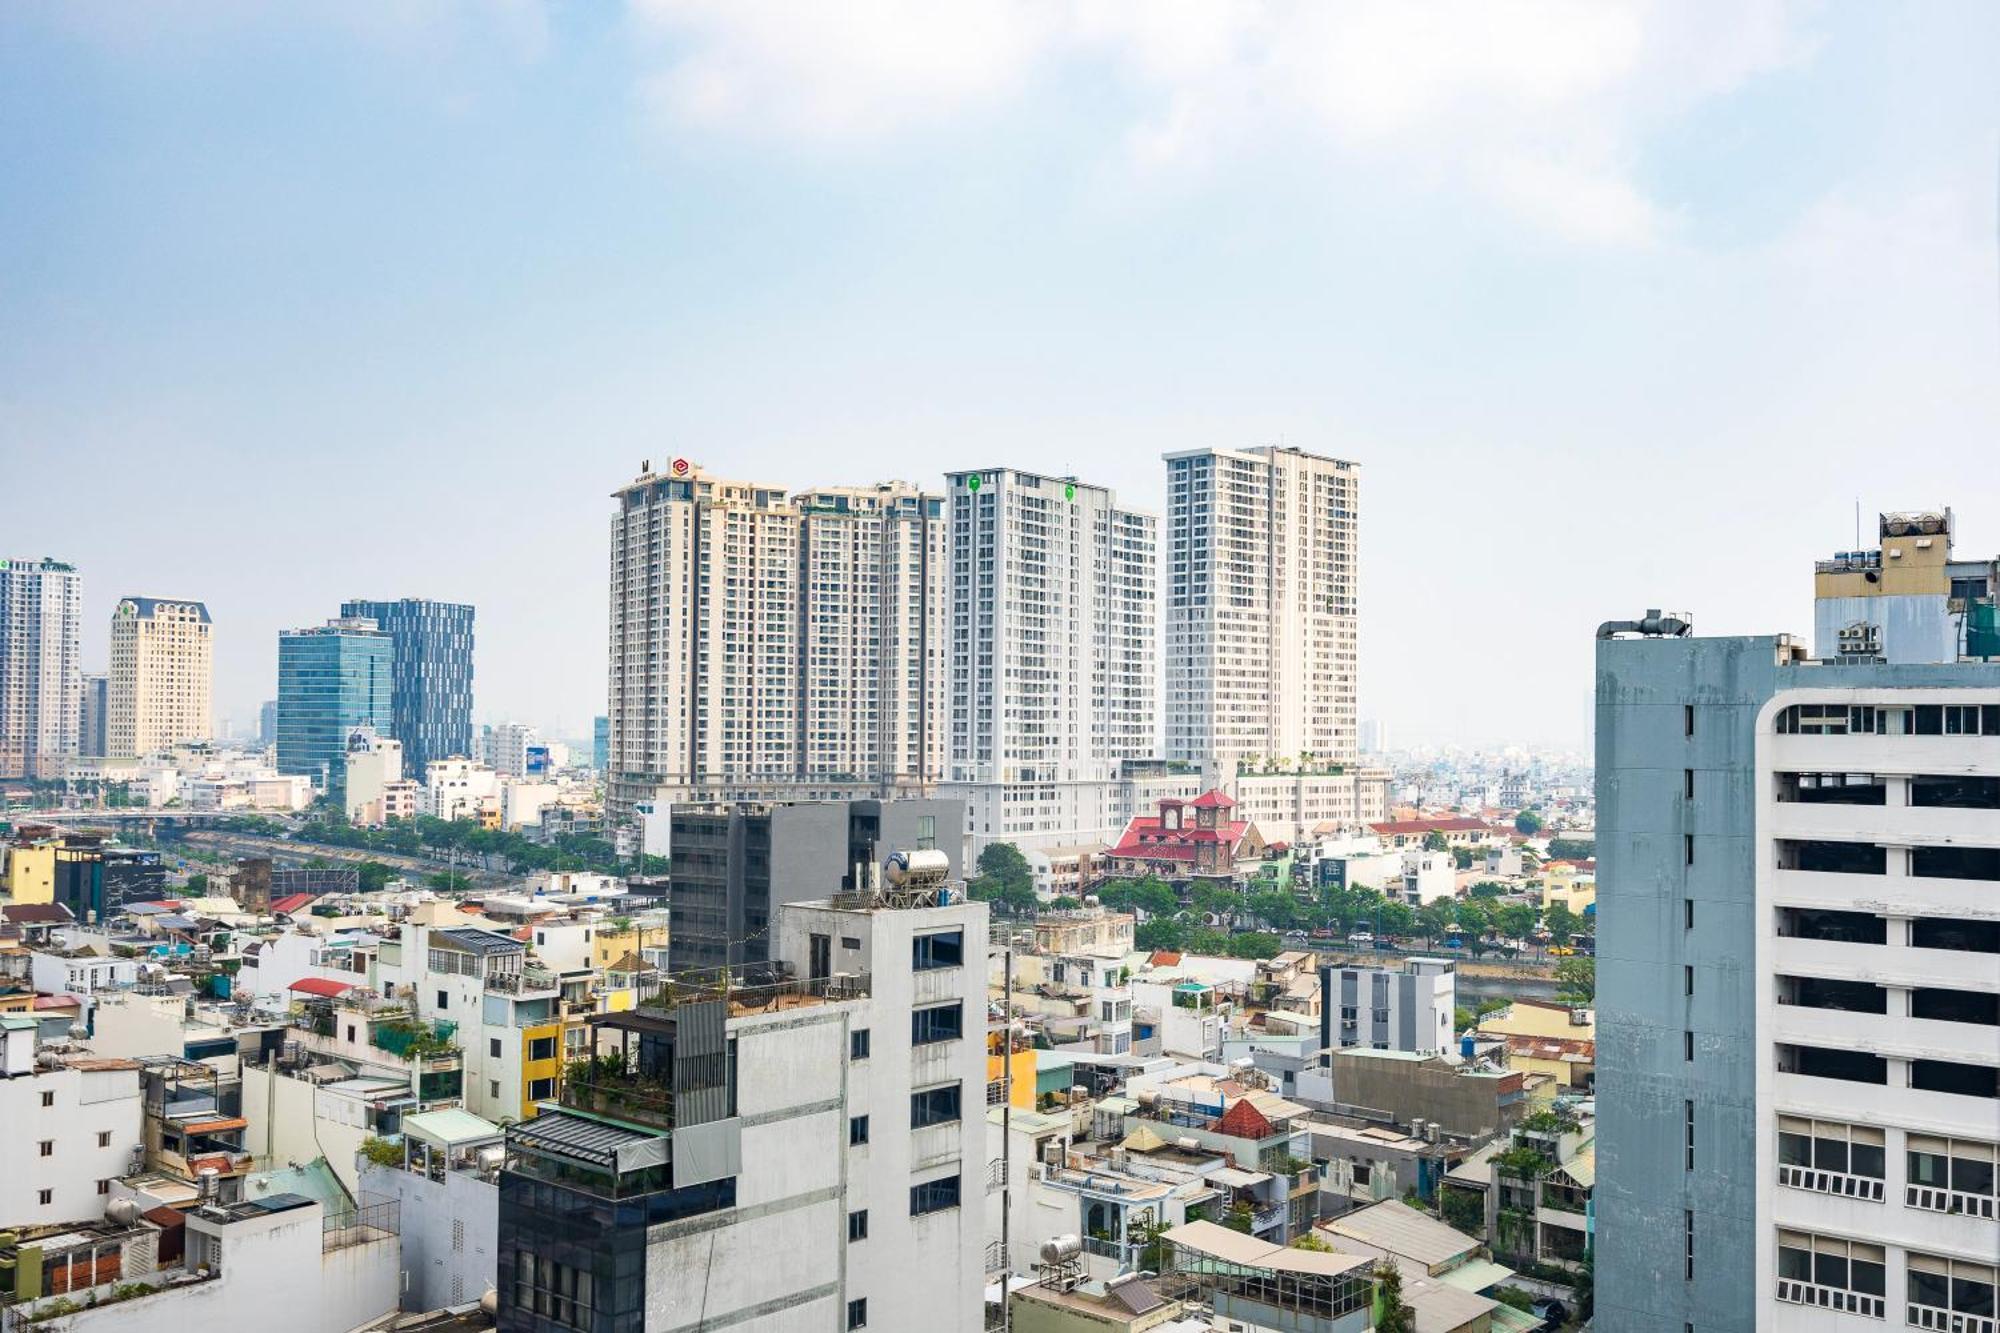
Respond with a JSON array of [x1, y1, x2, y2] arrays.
[[1855, 498, 1861, 550]]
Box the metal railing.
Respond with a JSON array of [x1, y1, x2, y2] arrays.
[[561, 1073, 675, 1129], [323, 1199, 399, 1253], [635, 969, 872, 1014]]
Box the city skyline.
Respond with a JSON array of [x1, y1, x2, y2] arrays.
[[5, 3, 1996, 749]]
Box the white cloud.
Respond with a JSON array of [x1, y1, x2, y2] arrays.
[[629, 0, 1811, 245]]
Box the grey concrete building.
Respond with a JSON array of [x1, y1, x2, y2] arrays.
[[667, 797, 962, 974], [1318, 957, 1457, 1056], [1594, 608, 2000, 1330]]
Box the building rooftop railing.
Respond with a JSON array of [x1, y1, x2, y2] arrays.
[[634, 968, 871, 1017]]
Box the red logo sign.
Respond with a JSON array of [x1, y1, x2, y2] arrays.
[[670, 457, 692, 477]]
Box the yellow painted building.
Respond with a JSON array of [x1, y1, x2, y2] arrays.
[[1478, 999, 1596, 1091], [591, 922, 667, 972], [1542, 866, 1596, 917], [987, 1032, 1037, 1110], [3, 843, 56, 904], [519, 1020, 566, 1122]]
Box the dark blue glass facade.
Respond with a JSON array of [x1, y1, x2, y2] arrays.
[[340, 598, 474, 775]]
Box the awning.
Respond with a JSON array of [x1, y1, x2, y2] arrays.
[[1208, 1166, 1272, 1189], [287, 977, 355, 998], [180, 1116, 248, 1135]]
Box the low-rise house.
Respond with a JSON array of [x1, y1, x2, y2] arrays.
[[1441, 1106, 1595, 1279], [359, 1107, 502, 1311], [0, 1017, 144, 1220]]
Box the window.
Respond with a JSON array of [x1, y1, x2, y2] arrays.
[[1684, 704, 1695, 736], [490, 1038, 502, 1058], [39, 1140, 52, 1157], [1777, 1117, 1885, 1200], [850, 1028, 871, 1060], [513, 1252, 595, 1330], [38, 1189, 51, 1206], [1684, 1031, 1694, 1061], [1908, 1256, 1997, 1327], [911, 1083, 962, 1128], [912, 930, 964, 970], [437, 990, 449, 1011], [1777, 1230, 1886, 1315], [841, 936, 862, 951], [1684, 834, 1694, 866], [97, 1131, 111, 1148], [1684, 965, 1694, 996], [1684, 769, 1694, 799], [850, 1115, 870, 1146], [847, 1298, 868, 1330], [530, 1036, 557, 1061], [910, 1175, 962, 1216], [489, 1080, 502, 1100], [1685, 1100, 1695, 1171], [848, 1209, 868, 1241], [97, 1179, 110, 1195], [911, 1002, 963, 1045], [529, 1078, 554, 1100], [1683, 1209, 1694, 1280], [41, 1090, 54, 1108], [1685, 898, 1695, 930], [347, 1024, 357, 1043]]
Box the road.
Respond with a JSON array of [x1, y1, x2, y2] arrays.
[[176, 829, 519, 890]]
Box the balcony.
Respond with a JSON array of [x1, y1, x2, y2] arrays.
[[1775, 1278, 1883, 1319], [559, 1059, 675, 1131]]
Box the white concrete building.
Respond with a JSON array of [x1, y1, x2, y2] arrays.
[[424, 756, 501, 822], [107, 596, 213, 758], [1757, 693, 2000, 1331], [1164, 446, 1359, 775], [0, 555, 81, 780], [480, 721, 541, 778], [1397, 849, 1458, 905], [343, 727, 403, 823], [2, 1193, 399, 1333], [1319, 957, 1456, 1056], [943, 468, 1157, 846], [0, 1019, 145, 1221], [497, 889, 990, 1332]]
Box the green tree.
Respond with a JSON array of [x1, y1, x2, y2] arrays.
[[1544, 904, 1582, 946], [1417, 899, 1456, 945], [1469, 880, 1508, 899], [427, 870, 473, 892], [1546, 837, 1594, 861], [1556, 955, 1597, 1003], [1226, 932, 1281, 960], [1422, 830, 1449, 852], [184, 872, 209, 894], [1378, 900, 1416, 938], [356, 861, 394, 893], [1185, 926, 1229, 956], [1047, 896, 1082, 912], [1451, 846, 1475, 870], [1514, 809, 1545, 836], [1495, 904, 1539, 944], [1373, 1261, 1417, 1332], [1190, 881, 1238, 923], [1245, 892, 1298, 932], [1135, 917, 1188, 952], [977, 842, 1033, 892]]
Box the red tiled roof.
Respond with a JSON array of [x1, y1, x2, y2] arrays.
[[287, 977, 356, 998], [35, 994, 83, 1010], [1368, 817, 1492, 836], [269, 893, 316, 915], [1110, 816, 1254, 861], [1149, 951, 1183, 966], [1188, 791, 1236, 809], [2, 903, 75, 925]]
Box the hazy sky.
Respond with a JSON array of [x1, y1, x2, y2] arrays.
[[4, 1, 1995, 750]]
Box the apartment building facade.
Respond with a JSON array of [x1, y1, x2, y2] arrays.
[[1164, 447, 1359, 773], [496, 893, 988, 1333], [0, 556, 81, 780], [107, 596, 213, 758], [606, 463, 947, 819], [1596, 577, 2000, 1327]]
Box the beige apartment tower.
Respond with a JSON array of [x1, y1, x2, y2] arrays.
[[1165, 445, 1359, 771], [606, 462, 946, 818], [108, 596, 213, 757]]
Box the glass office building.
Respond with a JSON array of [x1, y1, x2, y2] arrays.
[[275, 616, 392, 797], [340, 597, 474, 775]]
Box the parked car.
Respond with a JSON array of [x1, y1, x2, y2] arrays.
[[1346, 931, 1374, 946], [1372, 936, 1399, 951]]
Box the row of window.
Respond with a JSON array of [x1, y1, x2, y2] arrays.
[[1777, 1230, 1996, 1323]]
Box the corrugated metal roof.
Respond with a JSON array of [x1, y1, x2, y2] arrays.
[[511, 1109, 665, 1169], [1324, 1199, 1478, 1269], [434, 927, 524, 956], [404, 1108, 503, 1146]]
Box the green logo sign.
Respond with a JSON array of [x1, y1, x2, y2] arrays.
[[1065, 483, 1076, 501], [966, 475, 982, 493]]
